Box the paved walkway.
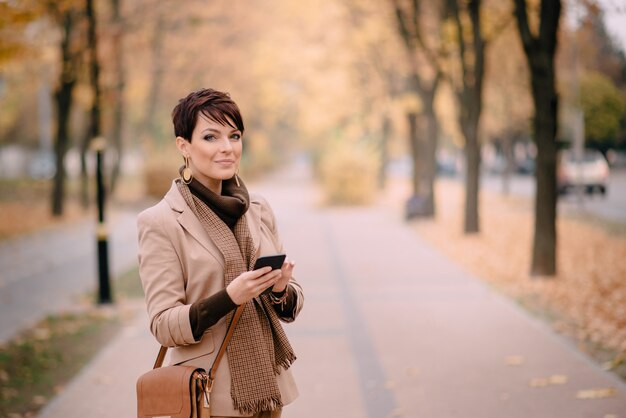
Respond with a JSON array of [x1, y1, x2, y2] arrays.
[[38, 161, 626, 417], [0, 207, 139, 344]]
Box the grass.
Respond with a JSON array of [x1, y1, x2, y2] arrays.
[[0, 176, 149, 416], [0, 268, 144, 417], [0, 312, 120, 417]]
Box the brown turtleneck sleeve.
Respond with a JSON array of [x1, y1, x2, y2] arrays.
[[189, 289, 238, 341]]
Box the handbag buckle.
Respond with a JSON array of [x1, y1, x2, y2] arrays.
[[201, 372, 213, 409]]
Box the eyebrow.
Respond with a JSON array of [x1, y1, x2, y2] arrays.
[[200, 127, 241, 134]]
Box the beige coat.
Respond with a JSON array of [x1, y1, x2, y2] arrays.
[[137, 181, 301, 417]]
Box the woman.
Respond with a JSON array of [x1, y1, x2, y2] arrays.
[[137, 88, 303, 418]]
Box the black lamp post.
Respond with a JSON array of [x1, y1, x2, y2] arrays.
[[92, 137, 112, 304]]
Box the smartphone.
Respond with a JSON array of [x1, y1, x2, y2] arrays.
[[253, 254, 286, 295]]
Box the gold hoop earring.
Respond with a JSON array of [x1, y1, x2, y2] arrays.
[[234, 167, 240, 187], [182, 156, 193, 184]]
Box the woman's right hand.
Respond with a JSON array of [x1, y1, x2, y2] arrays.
[[226, 267, 282, 305]]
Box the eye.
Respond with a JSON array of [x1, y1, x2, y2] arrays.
[[230, 133, 241, 141], [203, 134, 216, 141]]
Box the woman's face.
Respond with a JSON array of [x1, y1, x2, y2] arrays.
[[176, 113, 242, 194]]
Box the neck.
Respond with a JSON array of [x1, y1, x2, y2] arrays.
[[198, 176, 222, 195]]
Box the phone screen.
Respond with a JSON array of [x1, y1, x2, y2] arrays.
[[253, 254, 286, 295], [253, 254, 286, 271]]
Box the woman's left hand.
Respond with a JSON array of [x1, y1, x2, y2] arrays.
[[272, 259, 295, 293]]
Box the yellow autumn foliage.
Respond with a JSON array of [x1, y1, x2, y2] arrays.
[[318, 141, 380, 205]]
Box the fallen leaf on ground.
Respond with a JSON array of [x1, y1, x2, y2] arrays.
[[405, 179, 626, 370], [505, 356, 525, 366], [529, 378, 549, 388], [2, 387, 18, 399], [384, 380, 397, 390], [548, 375, 568, 385], [406, 367, 419, 377], [388, 408, 404, 417], [576, 387, 616, 399], [33, 327, 51, 340]]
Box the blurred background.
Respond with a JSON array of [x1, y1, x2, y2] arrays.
[[1, 0, 626, 416], [1, 0, 625, 222]]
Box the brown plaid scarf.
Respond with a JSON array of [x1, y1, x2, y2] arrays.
[[177, 180, 296, 414]]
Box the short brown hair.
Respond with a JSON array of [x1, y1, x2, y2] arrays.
[[171, 88, 244, 141]]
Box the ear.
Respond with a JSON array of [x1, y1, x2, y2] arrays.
[[175, 136, 189, 157]]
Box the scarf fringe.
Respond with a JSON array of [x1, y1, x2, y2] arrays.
[[274, 353, 297, 374], [234, 395, 284, 415]]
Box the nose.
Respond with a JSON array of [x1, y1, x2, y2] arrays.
[[219, 137, 233, 153]]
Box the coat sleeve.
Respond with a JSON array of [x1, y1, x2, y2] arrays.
[[137, 207, 197, 347], [257, 196, 304, 322]]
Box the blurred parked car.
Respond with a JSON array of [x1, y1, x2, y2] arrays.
[[557, 149, 609, 195], [515, 157, 535, 175]]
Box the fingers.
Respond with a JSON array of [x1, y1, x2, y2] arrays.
[[270, 260, 295, 293], [281, 259, 295, 272], [227, 268, 282, 305], [257, 269, 282, 290], [250, 266, 273, 277], [244, 268, 281, 292], [280, 260, 295, 280]]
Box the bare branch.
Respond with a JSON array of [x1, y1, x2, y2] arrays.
[[447, 0, 468, 90], [513, 0, 534, 50], [391, 0, 415, 52]]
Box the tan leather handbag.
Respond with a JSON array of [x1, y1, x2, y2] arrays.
[[136, 306, 244, 418]]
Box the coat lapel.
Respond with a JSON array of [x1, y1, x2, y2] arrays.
[[164, 181, 224, 266], [164, 180, 263, 265], [246, 200, 262, 254]]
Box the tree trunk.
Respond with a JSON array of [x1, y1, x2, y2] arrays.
[[406, 98, 438, 219], [51, 11, 78, 217], [513, 0, 561, 276], [81, 0, 103, 208], [448, 0, 485, 233], [530, 63, 558, 276], [390, 0, 442, 219], [52, 83, 74, 216], [408, 73, 440, 218], [407, 112, 420, 196], [378, 113, 391, 189], [463, 115, 481, 233], [79, 131, 90, 208], [422, 104, 438, 216]]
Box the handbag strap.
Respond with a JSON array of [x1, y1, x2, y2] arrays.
[[152, 304, 245, 373]]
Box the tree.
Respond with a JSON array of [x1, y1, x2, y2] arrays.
[[79, 0, 103, 208], [390, 0, 445, 218], [445, 0, 486, 233], [482, 18, 533, 195], [0, 2, 40, 65], [513, 0, 562, 276], [340, 0, 404, 189], [580, 71, 625, 151], [574, 2, 626, 88], [49, 1, 83, 216]]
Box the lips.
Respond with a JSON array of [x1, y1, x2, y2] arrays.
[[215, 160, 235, 165]]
